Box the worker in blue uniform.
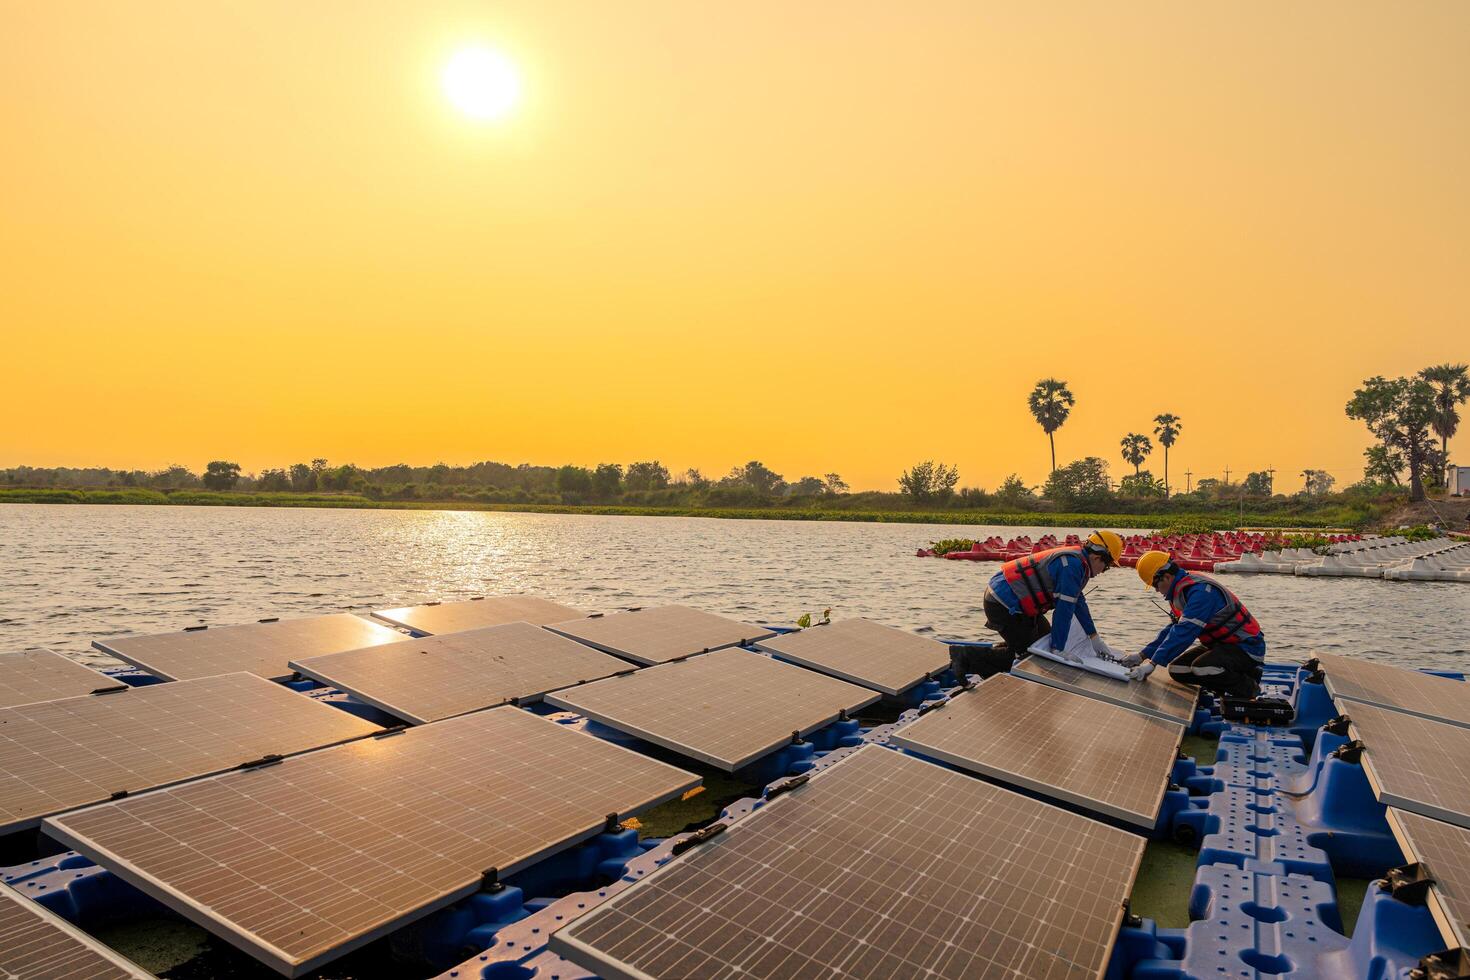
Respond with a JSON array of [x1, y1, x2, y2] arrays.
[[969, 531, 1124, 670], [1121, 550, 1265, 698]]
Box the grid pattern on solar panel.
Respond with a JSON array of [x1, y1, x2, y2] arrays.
[[889, 673, 1184, 827], [46, 707, 697, 978], [1012, 656, 1199, 724], [544, 647, 879, 771], [552, 745, 1145, 980], [0, 649, 115, 709], [1318, 652, 1470, 729], [546, 605, 776, 665], [93, 613, 406, 682], [1387, 808, 1470, 949], [290, 622, 634, 724], [371, 596, 588, 635], [1345, 699, 1470, 830], [0, 672, 377, 834], [752, 618, 950, 695], [1, 883, 152, 980]]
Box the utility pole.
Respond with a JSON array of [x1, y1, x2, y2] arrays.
[[1184, 470, 1193, 493], [1267, 466, 1276, 496], [1223, 465, 1232, 485]]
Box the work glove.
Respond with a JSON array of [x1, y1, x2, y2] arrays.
[[1128, 661, 1155, 681], [1089, 634, 1109, 655], [1119, 652, 1144, 668], [1052, 640, 1084, 665]]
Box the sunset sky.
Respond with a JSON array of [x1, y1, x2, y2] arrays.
[[3, 2, 1466, 492]]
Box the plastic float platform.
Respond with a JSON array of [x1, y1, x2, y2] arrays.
[[3, 623, 1465, 980], [919, 532, 1364, 572]]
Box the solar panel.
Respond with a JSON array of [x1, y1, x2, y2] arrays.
[[752, 618, 951, 696], [372, 596, 588, 635], [1013, 655, 1199, 725], [0, 883, 152, 980], [1344, 700, 1470, 830], [46, 707, 697, 978], [290, 622, 634, 725], [0, 648, 116, 709], [546, 605, 775, 665], [0, 672, 378, 834], [552, 745, 1146, 980], [1317, 652, 1470, 729], [889, 673, 1185, 827], [544, 647, 879, 771], [1387, 808, 1470, 950], [94, 613, 407, 683]]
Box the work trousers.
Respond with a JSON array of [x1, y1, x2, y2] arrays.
[[1167, 644, 1263, 699]]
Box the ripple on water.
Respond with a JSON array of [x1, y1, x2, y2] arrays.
[[0, 504, 1465, 672]]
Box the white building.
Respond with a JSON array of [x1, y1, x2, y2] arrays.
[[1451, 466, 1470, 496]]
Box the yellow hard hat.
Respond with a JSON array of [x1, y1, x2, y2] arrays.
[[1136, 550, 1174, 586], [1085, 530, 1124, 565]]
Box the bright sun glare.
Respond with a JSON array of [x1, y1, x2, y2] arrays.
[[442, 47, 520, 120]]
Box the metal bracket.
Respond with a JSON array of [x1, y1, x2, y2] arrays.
[[1324, 714, 1352, 737], [1380, 862, 1435, 906], [765, 774, 810, 800], [238, 754, 284, 771], [480, 867, 504, 893], [1121, 898, 1143, 929], [1412, 948, 1470, 980], [603, 812, 620, 833], [671, 822, 727, 856], [1330, 739, 1365, 764], [372, 725, 409, 739], [89, 684, 130, 696]]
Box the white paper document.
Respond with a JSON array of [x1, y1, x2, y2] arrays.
[[1027, 614, 1133, 681]]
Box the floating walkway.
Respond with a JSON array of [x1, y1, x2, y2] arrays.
[[1217, 535, 1470, 582], [923, 531, 1364, 571]]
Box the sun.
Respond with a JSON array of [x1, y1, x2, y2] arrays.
[[442, 47, 520, 120]]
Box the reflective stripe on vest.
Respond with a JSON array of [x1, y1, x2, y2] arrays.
[[1168, 571, 1261, 647], [1001, 547, 1085, 617]]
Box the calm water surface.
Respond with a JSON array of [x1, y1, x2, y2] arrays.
[[1, 504, 1466, 671]]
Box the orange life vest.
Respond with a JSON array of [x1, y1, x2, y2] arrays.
[[1001, 547, 1087, 616], [1168, 571, 1261, 647]]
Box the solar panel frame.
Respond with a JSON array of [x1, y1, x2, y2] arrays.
[[371, 596, 589, 635], [544, 647, 880, 771], [0, 882, 153, 980], [1386, 808, 1470, 950], [0, 648, 117, 709], [93, 613, 407, 682], [1317, 651, 1470, 730], [1343, 699, 1470, 831], [890, 673, 1185, 828], [1012, 655, 1200, 724], [289, 621, 635, 725], [551, 745, 1147, 980], [0, 672, 379, 835], [45, 707, 698, 978], [751, 618, 951, 696], [545, 605, 776, 666]]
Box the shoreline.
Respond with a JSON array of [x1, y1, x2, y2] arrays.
[[0, 488, 1359, 530]]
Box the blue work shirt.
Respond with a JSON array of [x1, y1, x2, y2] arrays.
[[987, 548, 1097, 652], [1140, 574, 1267, 665]]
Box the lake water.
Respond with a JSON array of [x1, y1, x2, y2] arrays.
[[1, 504, 1466, 671]]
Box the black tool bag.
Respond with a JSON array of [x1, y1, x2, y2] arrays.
[[1220, 696, 1295, 725]]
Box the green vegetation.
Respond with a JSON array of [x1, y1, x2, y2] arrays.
[[927, 538, 980, 556], [1028, 378, 1074, 473], [1347, 364, 1469, 503], [1399, 524, 1445, 542]]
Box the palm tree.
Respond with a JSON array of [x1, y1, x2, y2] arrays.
[[1153, 413, 1183, 497], [1420, 363, 1470, 486], [1028, 379, 1074, 473], [1120, 433, 1152, 475]]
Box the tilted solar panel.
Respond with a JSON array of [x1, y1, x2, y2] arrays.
[[1387, 808, 1470, 950], [1012, 655, 1199, 724], [94, 613, 407, 682], [1317, 651, 1470, 729], [372, 596, 587, 635], [552, 745, 1146, 980], [889, 673, 1185, 827], [546, 605, 775, 665], [0, 672, 378, 834], [0, 883, 152, 980], [0, 648, 116, 709], [46, 707, 699, 978], [753, 618, 950, 696], [290, 621, 633, 724], [1344, 699, 1470, 830], [544, 647, 879, 771]]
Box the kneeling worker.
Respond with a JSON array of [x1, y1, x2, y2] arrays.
[[1122, 551, 1265, 698], [976, 530, 1124, 666]]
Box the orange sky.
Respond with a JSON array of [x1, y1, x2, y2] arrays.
[[3, 2, 1466, 492]]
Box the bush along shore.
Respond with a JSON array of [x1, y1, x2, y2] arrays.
[[0, 486, 1375, 531]]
